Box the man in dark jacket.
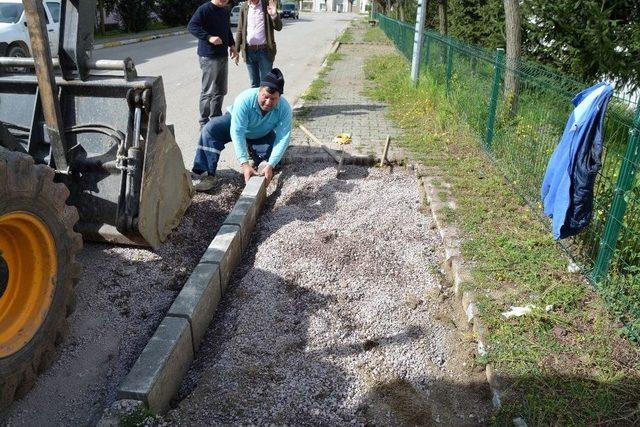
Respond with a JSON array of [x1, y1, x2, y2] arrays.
[[234, 0, 283, 88], [188, 0, 239, 128]]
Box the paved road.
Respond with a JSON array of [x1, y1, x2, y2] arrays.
[[95, 12, 356, 172]]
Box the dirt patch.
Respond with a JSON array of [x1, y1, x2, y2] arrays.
[[167, 163, 491, 425], [0, 173, 243, 426]]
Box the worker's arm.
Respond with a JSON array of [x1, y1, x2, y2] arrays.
[[267, 0, 283, 31], [230, 102, 251, 165], [235, 8, 244, 51], [227, 18, 235, 47], [187, 8, 209, 41], [267, 104, 293, 167]]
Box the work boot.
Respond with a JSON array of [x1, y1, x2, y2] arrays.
[[194, 175, 216, 192]]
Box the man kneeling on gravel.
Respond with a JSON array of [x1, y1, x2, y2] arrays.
[[191, 68, 292, 191]]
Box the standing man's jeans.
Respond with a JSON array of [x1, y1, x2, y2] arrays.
[[193, 113, 276, 175], [245, 48, 273, 88], [199, 55, 228, 127]]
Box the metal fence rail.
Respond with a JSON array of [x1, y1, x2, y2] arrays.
[[373, 13, 640, 339]]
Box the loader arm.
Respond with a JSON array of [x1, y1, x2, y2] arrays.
[[0, 0, 193, 248], [22, 0, 69, 172]]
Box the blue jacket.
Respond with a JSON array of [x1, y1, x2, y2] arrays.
[[541, 82, 613, 240], [229, 88, 292, 167]]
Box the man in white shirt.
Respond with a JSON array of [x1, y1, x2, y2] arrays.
[[234, 0, 283, 87]]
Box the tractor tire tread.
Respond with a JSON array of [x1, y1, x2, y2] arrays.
[[0, 148, 82, 411]]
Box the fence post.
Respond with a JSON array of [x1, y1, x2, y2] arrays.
[[592, 105, 640, 282], [485, 48, 505, 151], [445, 43, 453, 94], [424, 34, 431, 68]]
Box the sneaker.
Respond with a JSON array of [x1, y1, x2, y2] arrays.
[[194, 175, 216, 192], [190, 170, 208, 180]]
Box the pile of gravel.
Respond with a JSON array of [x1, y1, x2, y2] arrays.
[[168, 164, 491, 425], [1, 173, 243, 427]]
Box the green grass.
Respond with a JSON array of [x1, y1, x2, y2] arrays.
[[120, 406, 156, 427], [363, 27, 390, 44], [95, 21, 172, 40], [364, 51, 640, 426], [325, 52, 345, 67], [301, 79, 326, 101], [301, 52, 345, 101], [338, 27, 354, 43]]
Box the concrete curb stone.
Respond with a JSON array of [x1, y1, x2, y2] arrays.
[[201, 224, 242, 293], [166, 262, 222, 351], [117, 316, 193, 413], [113, 177, 268, 416], [223, 176, 266, 251], [416, 167, 503, 410]]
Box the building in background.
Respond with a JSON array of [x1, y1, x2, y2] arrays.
[[304, 0, 368, 12]]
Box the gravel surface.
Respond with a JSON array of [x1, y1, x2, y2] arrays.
[[168, 163, 491, 425], [0, 173, 243, 427]]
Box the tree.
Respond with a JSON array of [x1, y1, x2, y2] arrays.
[[97, 0, 106, 35], [448, 0, 504, 47], [156, 0, 203, 27], [503, 0, 521, 115], [104, 0, 154, 33], [522, 0, 640, 91], [437, 0, 447, 34]]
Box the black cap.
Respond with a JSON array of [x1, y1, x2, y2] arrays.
[[260, 68, 285, 94]]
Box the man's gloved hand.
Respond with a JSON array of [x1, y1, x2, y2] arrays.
[[241, 162, 259, 184]]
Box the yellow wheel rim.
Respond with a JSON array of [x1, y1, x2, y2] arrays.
[[0, 212, 56, 358]]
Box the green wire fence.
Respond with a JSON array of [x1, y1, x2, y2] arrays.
[[373, 13, 640, 339]]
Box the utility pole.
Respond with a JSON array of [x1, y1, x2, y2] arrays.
[[410, 0, 427, 85]]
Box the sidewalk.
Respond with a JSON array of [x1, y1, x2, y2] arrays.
[[284, 23, 403, 165]]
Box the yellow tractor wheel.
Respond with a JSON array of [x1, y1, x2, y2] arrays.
[[0, 149, 82, 410]]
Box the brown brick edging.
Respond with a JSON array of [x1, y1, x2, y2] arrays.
[[114, 177, 267, 414], [416, 165, 503, 410]]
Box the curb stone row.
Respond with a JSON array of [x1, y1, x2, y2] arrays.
[[98, 27, 355, 425], [102, 176, 266, 419], [415, 164, 504, 410], [96, 26, 393, 424]]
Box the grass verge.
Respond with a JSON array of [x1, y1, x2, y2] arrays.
[[363, 51, 640, 425], [363, 27, 390, 44], [338, 27, 354, 43], [95, 21, 173, 40], [301, 53, 345, 101]]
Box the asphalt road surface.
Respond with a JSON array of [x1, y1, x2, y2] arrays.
[[95, 12, 356, 173]]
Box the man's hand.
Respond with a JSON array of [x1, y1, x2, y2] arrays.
[[267, 0, 277, 18], [208, 36, 223, 45], [230, 46, 239, 65], [241, 162, 259, 184], [262, 164, 274, 186]]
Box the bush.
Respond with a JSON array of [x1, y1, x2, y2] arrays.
[[106, 0, 154, 33], [156, 0, 203, 27]]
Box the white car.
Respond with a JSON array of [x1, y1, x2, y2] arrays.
[[230, 5, 240, 27], [0, 0, 60, 58]]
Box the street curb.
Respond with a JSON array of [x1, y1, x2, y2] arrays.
[[416, 165, 503, 410], [94, 29, 188, 50], [114, 176, 267, 415]]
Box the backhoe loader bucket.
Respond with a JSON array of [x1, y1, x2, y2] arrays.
[[0, 72, 193, 248]]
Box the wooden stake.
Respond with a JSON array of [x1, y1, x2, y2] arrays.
[[380, 135, 392, 167], [298, 124, 341, 164]]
